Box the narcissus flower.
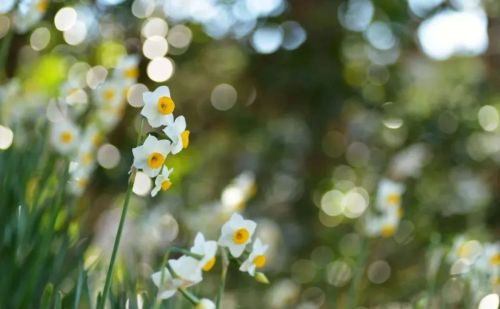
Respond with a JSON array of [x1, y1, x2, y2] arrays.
[[132, 135, 171, 177], [365, 206, 400, 238], [190, 232, 218, 272], [376, 179, 405, 210], [151, 256, 203, 300], [14, 0, 50, 33], [141, 86, 175, 128], [163, 115, 190, 154], [94, 80, 125, 108], [195, 299, 216, 309], [114, 55, 140, 84], [218, 213, 256, 257], [151, 166, 173, 197], [240, 238, 268, 276], [50, 121, 80, 155]]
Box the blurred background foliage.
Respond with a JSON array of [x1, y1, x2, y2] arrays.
[[1, 0, 500, 308]]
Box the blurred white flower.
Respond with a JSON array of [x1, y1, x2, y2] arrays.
[[190, 232, 218, 272], [163, 115, 189, 154], [141, 86, 175, 128], [365, 206, 401, 238], [114, 55, 140, 84], [240, 238, 268, 276], [14, 0, 49, 33], [151, 166, 174, 197], [218, 213, 257, 257], [132, 134, 172, 177], [376, 178, 405, 210], [50, 120, 80, 155]]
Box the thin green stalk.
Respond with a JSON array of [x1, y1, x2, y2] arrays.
[[216, 248, 229, 309], [73, 262, 84, 309], [165, 263, 200, 306], [0, 29, 13, 81], [98, 120, 144, 309], [97, 173, 135, 309], [347, 237, 370, 309]]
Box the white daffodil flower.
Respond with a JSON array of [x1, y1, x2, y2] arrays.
[[240, 238, 268, 276], [151, 256, 203, 300], [364, 206, 401, 238], [151, 166, 174, 197], [218, 213, 257, 257], [132, 135, 171, 177], [50, 121, 80, 155], [94, 80, 125, 108], [190, 232, 218, 272], [13, 0, 49, 33], [476, 242, 500, 274], [163, 115, 190, 154], [447, 236, 483, 266], [114, 55, 140, 84], [141, 86, 175, 128], [376, 179, 405, 210], [0, 0, 16, 14], [195, 299, 216, 309]]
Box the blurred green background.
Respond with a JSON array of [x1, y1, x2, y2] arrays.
[[1, 0, 500, 308]]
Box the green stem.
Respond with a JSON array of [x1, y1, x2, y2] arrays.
[[97, 173, 135, 309], [216, 248, 229, 309], [97, 120, 144, 309], [0, 29, 13, 81], [165, 263, 199, 306], [347, 237, 370, 309]]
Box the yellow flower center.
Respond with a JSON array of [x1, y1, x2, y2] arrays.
[[92, 134, 103, 146], [161, 180, 172, 191], [233, 228, 250, 244], [181, 130, 190, 148], [157, 96, 175, 115], [203, 257, 216, 272], [125, 68, 139, 79], [37, 0, 48, 12], [82, 153, 93, 165], [489, 254, 500, 266], [381, 224, 395, 237], [254, 255, 267, 268], [60, 132, 73, 144], [387, 193, 400, 205], [147, 152, 165, 169], [103, 89, 115, 101]]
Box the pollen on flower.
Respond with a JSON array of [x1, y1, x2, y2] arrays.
[[103, 89, 115, 101], [60, 132, 74, 144], [181, 130, 190, 148], [147, 152, 165, 169], [381, 224, 395, 237], [254, 255, 266, 268], [489, 253, 500, 266], [203, 257, 216, 271], [233, 228, 250, 244], [387, 193, 400, 205], [157, 96, 175, 115], [161, 180, 172, 191], [125, 68, 139, 79]]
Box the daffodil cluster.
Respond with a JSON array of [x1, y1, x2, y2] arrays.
[[49, 55, 139, 195], [132, 85, 190, 196], [447, 236, 500, 296], [152, 213, 270, 306], [364, 178, 405, 238]]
